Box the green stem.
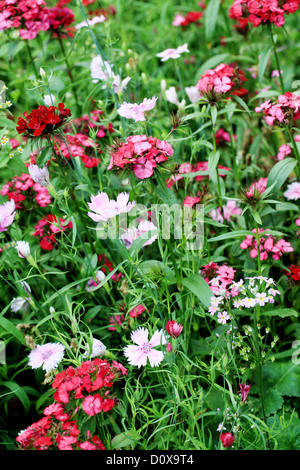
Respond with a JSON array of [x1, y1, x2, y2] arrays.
[[268, 24, 284, 95], [211, 121, 223, 210], [25, 40, 38, 78], [57, 33, 81, 115]]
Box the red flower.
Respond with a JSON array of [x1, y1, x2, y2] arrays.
[[238, 382, 251, 403], [220, 432, 235, 448], [166, 320, 183, 338], [16, 103, 71, 138]]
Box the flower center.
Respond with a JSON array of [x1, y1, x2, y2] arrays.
[[142, 343, 151, 353], [41, 350, 53, 360]]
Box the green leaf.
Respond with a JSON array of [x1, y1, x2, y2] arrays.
[[266, 157, 297, 196], [197, 53, 229, 77], [208, 150, 220, 180], [38, 147, 53, 167], [262, 361, 300, 397], [2, 381, 31, 414], [259, 45, 272, 82], [182, 274, 215, 308], [111, 430, 141, 449], [205, 0, 221, 41], [263, 389, 284, 417], [262, 308, 298, 318], [208, 229, 254, 242], [0, 316, 25, 344]]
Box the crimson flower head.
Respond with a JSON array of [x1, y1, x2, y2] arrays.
[[166, 320, 183, 338], [238, 382, 251, 403], [16, 103, 71, 138], [220, 432, 235, 448]]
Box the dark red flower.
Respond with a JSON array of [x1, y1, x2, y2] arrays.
[[16, 104, 71, 138]]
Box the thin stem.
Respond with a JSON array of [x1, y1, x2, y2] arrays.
[[57, 33, 81, 115], [211, 121, 223, 210], [268, 24, 284, 95], [287, 126, 300, 179]]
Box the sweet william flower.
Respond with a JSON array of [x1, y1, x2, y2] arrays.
[[28, 342, 65, 372], [156, 43, 189, 62], [124, 327, 167, 368], [0, 200, 16, 232], [83, 338, 106, 358], [87, 191, 136, 222], [283, 182, 300, 200], [220, 432, 235, 448], [15, 241, 30, 259], [28, 164, 50, 188], [117, 96, 157, 122], [166, 320, 183, 338]]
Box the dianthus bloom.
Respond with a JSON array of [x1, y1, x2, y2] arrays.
[[121, 219, 158, 248], [255, 92, 300, 126], [196, 63, 247, 104], [240, 228, 293, 260], [283, 182, 300, 200], [0, 0, 51, 40], [28, 342, 65, 372], [124, 327, 167, 368], [277, 144, 292, 161], [117, 97, 157, 122], [238, 382, 251, 403], [33, 214, 72, 250], [16, 103, 71, 138], [220, 432, 235, 448], [108, 135, 174, 179], [87, 192, 136, 222], [283, 264, 300, 284], [1, 173, 51, 209], [166, 320, 183, 338], [0, 200, 15, 232], [210, 200, 242, 224], [28, 164, 50, 187], [156, 43, 189, 61], [54, 133, 101, 168], [128, 304, 146, 318], [229, 0, 300, 29]]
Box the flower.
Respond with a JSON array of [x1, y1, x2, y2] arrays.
[[123, 327, 167, 368], [90, 55, 115, 85], [87, 192, 136, 222], [128, 304, 146, 318], [108, 134, 174, 179], [165, 87, 186, 109], [238, 383, 251, 403], [83, 339, 106, 358], [16, 103, 71, 138], [166, 320, 183, 338], [75, 15, 106, 29], [284, 182, 300, 200], [117, 96, 157, 122], [220, 432, 235, 448], [28, 343, 65, 372], [0, 200, 16, 232], [28, 164, 50, 188], [121, 220, 158, 248], [156, 43, 189, 62], [15, 241, 30, 258], [185, 86, 201, 104], [255, 92, 300, 127], [217, 311, 230, 324], [113, 75, 131, 95]]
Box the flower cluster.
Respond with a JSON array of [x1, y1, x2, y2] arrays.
[[33, 214, 73, 250], [210, 200, 242, 224], [55, 133, 101, 168], [121, 219, 158, 249], [240, 228, 293, 260], [87, 192, 136, 222], [107, 135, 174, 179], [0, 0, 50, 40], [215, 128, 237, 146], [17, 358, 127, 450], [208, 276, 281, 321], [229, 0, 300, 29], [0, 200, 15, 232], [196, 63, 248, 104], [67, 109, 114, 141], [255, 92, 300, 126], [45, 5, 75, 32], [1, 173, 51, 209], [16, 103, 71, 138]]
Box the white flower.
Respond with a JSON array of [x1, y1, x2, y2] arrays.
[[113, 75, 131, 94], [165, 86, 186, 109], [43, 94, 55, 106], [11, 297, 29, 313], [185, 86, 201, 104], [28, 164, 50, 188], [75, 15, 106, 29], [90, 55, 115, 86], [15, 241, 30, 259], [83, 338, 106, 358]]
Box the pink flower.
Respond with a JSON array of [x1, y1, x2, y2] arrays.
[[82, 394, 103, 416], [121, 220, 158, 248], [156, 43, 189, 61], [28, 164, 50, 187], [283, 182, 300, 200], [166, 320, 183, 338], [117, 96, 157, 122], [220, 432, 235, 448], [128, 304, 146, 318], [87, 192, 136, 222], [277, 144, 292, 161], [238, 383, 251, 403], [0, 199, 16, 232], [123, 327, 167, 368], [28, 342, 65, 372]]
